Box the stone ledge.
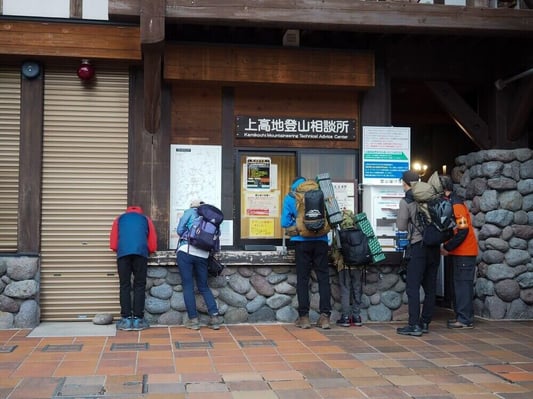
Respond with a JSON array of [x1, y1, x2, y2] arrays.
[[148, 250, 296, 267]]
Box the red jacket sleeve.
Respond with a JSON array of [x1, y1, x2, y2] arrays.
[[109, 218, 119, 252], [147, 217, 158, 253]]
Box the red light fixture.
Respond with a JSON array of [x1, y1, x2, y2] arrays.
[[77, 59, 95, 81]]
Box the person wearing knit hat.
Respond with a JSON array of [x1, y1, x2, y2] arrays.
[[395, 170, 440, 337], [190, 199, 204, 208], [401, 170, 420, 187], [176, 200, 221, 331]]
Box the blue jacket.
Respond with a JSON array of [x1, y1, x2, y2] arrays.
[[177, 207, 197, 238], [281, 178, 328, 242], [109, 206, 157, 259]]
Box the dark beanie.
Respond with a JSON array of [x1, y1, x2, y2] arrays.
[[401, 170, 419, 187]]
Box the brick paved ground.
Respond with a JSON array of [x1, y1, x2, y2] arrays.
[[0, 308, 532, 398]]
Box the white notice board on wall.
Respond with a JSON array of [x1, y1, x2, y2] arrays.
[[362, 126, 411, 185], [169, 145, 231, 249]]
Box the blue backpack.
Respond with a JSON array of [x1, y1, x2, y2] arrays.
[[186, 204, 224, 251]]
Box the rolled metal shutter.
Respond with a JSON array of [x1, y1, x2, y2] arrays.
[[0, 69, 21, 252], [40, 69, 129, 321]]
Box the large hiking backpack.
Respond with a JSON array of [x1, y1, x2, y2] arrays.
[[332, 209, 372, 269], [411, 172, 456, 246], [339, 228, 372, 266], [186, 204, 224, 251], [292, 180, 330, 237]]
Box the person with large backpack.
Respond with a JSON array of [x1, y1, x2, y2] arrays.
[[281, 176, 332, 329], [395, 170, 441, 337], [331, 209, 369, 327], [176, 199, 223, 330], [439, 175, 479, 329]]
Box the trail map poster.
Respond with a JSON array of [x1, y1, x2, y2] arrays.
[[169, 145, 227, 249]]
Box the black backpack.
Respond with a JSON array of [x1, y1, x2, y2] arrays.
[[186, 204, 224, 251], [416, 196, 456, 246], [338, 227, 372, 266], [292, 180, 330, 237]]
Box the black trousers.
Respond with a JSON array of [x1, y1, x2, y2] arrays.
[[405, 241, 440, 326], [294, 240, 331, 316], [117, 254, 147, 318], [451, 255, 476, 325]]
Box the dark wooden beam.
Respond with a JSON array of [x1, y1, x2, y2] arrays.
[[0, 21, 141, 60], [141, 0, 165, 134], [18, 64, 44, 254], [109, 0, 533, 36], [164, 44, 375, 88], [425, 81, 490, 150], [361, 51, 391, 126], [129, 68, 170, 250], [70, 0, 82, 18], [507, 76, 533, 142]]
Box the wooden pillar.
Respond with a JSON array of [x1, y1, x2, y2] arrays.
[[18, 63, 44, 253], [141, 0, 165, 134], [360, 51, 390, 127], [129, 69, 170, 250]]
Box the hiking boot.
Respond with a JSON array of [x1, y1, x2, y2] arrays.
[[316, 313, 331, 329], [396, 324, 423, 336], [185, 317, 200, 330], [352, 315, 363, 327], [116, 317, 132, 331], [419, 321, 429, 334], [131, 317, 149, 331], [447, 321, 473, 329], [295, 315, 311, 329], [336, 315, 351, 327], [208, 315, 223, 330]]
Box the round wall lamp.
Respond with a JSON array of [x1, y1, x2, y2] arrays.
[[77, 59, 95, 81], [21, 61, 41, 80]]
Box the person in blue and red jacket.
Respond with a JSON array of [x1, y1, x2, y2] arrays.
[[439, 175, 479, 329], [110, 205, 157, 331]]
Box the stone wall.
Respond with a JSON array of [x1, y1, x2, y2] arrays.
[[0, 255, 40, 328], [143, 253, 409, 327], [453, 148, 533, 319], [3, 147, 531, 329]]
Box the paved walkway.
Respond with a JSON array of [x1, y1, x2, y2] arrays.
[[0, 309, 532, 399]]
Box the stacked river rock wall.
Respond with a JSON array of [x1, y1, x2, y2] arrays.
[[453, 148, 533, 319], [1, 148, 532, 329]]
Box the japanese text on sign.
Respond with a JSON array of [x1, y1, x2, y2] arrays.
[[236, 116, 356, 140]]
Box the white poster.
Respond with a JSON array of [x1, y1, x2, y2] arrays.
[[169, 145, 229, 249], [362, 126, 411, 185]]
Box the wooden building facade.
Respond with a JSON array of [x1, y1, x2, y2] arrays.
[[0, 0, 532, 321]]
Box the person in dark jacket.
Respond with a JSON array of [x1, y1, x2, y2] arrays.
[[110, 205, 157, 331], [395, 170, 441, 336], [439, 175, 479, 329], [281, 177, 331, 329]]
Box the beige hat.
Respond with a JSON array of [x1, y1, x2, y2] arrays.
[[190, 199, 204, 208]]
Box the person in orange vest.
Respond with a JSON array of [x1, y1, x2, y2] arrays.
[[439, 175, 479, 329]]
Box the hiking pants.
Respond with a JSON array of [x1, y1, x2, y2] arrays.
[[177, 251, 219, 319], [117, 254, 147, 319], [451, 255, 476, 325], [295, 240, 331, 316], [338, 267, 363, 317], [405, 241, 440, 326]]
